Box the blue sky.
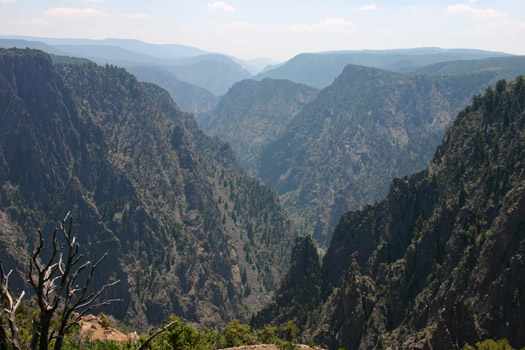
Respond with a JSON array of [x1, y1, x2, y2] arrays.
[[1, 0, 524, 61]]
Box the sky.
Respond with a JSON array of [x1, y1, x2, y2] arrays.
[[1, 0, 524, 62]]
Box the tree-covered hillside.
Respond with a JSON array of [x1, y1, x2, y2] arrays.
[[0, 49, 297, 329], [258, 64, 522, 245], [257, 77, 525, 349], [197, 78, 318, 176]]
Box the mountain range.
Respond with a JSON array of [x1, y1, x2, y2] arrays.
[[203, 57, 525, 245], [255, 76, 525, 349], [0, 37, 252, 97], [1, 41, 524, 349], [254, 48, 512, 89], [2, 37, 520, 106]]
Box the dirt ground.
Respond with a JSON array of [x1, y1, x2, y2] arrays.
[[220, 345, 325, 350]]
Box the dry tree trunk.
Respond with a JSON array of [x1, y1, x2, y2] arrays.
[[0, 261, 25, 350], [27, 213, 121, 350]]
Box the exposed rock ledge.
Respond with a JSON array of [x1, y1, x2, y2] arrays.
[[78, 314, 138, 342]]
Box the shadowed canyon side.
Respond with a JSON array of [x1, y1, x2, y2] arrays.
[[258, 64, 522, 245], [255, 77, 525, 349], [0, 49, 297, 329], [251, 235, 322, 330]]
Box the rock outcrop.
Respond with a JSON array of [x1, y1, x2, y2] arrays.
[[251, 235, 321, 329], [78, 315, 135, 342]]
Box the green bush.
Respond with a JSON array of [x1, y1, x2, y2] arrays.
[[256, 325, 279, 344], [280, 321, 299, 343], [275, 339, 297, 350], [150, 315, 210, 350], [462, 338, 522, 350], [200, 327, 226, 350], [223, 319, 256, 347]]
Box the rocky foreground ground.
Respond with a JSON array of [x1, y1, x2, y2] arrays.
[[220, 345, 325, 350], [78, 315, 136, 342], [78, 315, 325, 350]]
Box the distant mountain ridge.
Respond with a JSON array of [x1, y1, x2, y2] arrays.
[[254, 48, 513, 89], [0, 36, 209, 59], [412, 55, 525, 80], [0, 38, 221, 114], [126, 65, 219, 115], [41, 44, 252, 96], [0, 36, 252, 96]]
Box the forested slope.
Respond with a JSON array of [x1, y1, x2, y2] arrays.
[[0, 49, 297, 329]]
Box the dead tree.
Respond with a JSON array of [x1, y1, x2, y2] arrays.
[[29, 212, 121, 350], [0, 260, 25, 350]]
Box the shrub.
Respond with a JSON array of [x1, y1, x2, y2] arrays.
[[223, 319, 255, 347]]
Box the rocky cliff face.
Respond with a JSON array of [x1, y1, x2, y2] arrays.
[[251, 235, 321, 329], [197, 78, 318, 176], [257, 77, 525, 349], [0, 49, 297, 329], [259, 64, 507, 245]]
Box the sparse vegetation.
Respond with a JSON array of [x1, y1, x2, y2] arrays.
[[0, 48, 296, 330], [462, 338, 524, 350]]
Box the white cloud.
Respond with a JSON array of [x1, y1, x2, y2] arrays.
[[446, 4, 508, 19], [446, 12, 525, 43], [120, 13, 150, 20], [290, 18, 354, 32], [208, 1, 235, 12], [360, 4, 378, 11], [44, 7, 110, 17], [350, 3, 377, 11], [0, 0, 16, 3], [445, 2, 525, 49], [79, 0, 106, 2]]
